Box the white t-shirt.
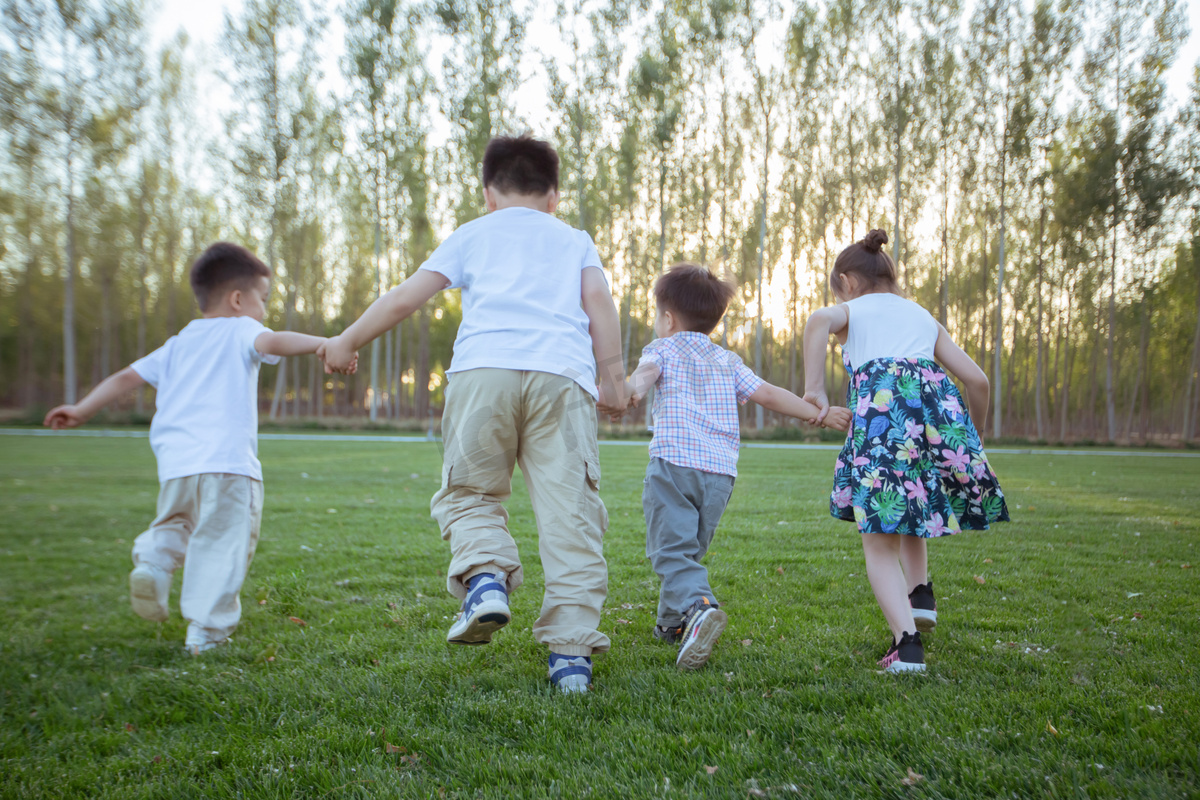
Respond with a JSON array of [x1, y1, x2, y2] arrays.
[[131, 316, 281, 483], [842, 293, 939, 371], [417, 207, 604, 399]]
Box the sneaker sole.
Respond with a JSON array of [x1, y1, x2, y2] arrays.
[[912, 609, 937, 632], [446, 599, 511, 645], [130, 571, 168, 622], [552, 675, 591, 694], [883, 660, 927, 674], [676, 609, 727, 671]]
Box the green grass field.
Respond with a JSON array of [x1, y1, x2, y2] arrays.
[[1, 434, 1198, 799]]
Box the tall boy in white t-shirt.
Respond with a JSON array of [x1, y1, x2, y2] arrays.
[[44, 242, 330, 654], [320, 135, 627, 693]]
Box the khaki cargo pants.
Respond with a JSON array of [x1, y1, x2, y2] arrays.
[[431, 368, 610, 656]]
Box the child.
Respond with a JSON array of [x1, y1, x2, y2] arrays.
[[319, 135, 627, 693], [802, 229, 1008, 673], [44, 242, 330, 655], [623, 263, 851, 670]]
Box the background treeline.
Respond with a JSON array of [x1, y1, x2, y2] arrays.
[[2, 0, 1200, 442]]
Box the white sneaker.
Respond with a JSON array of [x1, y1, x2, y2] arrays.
[[129, 564, 170, 622], [185, 640, 228, 656], [185, 623, 229, 655]]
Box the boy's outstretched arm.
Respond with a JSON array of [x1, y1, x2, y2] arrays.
[[255, 331, 328, 358], [934, 323, 989, 439], [582, 266, 628, 416], [44, 367, 146, 429], [320, 270, 449, 372], [751, 383, 852, 432], [802, 305, 849, 425]]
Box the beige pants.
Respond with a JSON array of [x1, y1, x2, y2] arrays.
[[431, 369, 610, 656], [132, 473, 263, 643]]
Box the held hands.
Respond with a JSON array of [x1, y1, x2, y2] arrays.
[[821, 405, 852, 433], [802, 390, 830, 427], [44, 405, 87, 430], [317, 335, 359, 375], [596, 378, 630, 420]]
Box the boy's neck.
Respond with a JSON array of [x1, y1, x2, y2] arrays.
[[485, 187, 559, 214]]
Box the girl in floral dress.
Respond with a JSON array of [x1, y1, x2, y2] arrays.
[[802, 229, 1008, 673]]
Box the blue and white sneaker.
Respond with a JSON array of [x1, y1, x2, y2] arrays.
[[676, 597, 727, 671], [548, 653, 592, 694], [446, 573, 511, 645]]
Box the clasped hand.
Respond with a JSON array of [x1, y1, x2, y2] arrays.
[[316, 335, 359, 375]]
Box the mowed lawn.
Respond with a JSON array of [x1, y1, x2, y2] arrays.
[[1, 434, 1198, 799]]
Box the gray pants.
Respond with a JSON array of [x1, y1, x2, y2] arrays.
[[642, 458, 735, 627]]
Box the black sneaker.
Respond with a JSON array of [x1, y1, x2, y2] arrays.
[[675, 597, 727, 671], [878, 631, 926, 673], [909, 581, 937, 632], [653, 623, 682, 645]]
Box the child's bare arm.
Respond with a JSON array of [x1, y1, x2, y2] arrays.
[[320, 270, 449, 372], [934, 323, 990, 436], [749, 382, 824, 424], [802, 305, 850, 424], [44, 367, 147, 429], [255, 331, 327, 357], [582, 266, 628, 416], [626, 360, 661, 408]]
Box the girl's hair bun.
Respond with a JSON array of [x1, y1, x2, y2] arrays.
[[862, 229, 888, 254]]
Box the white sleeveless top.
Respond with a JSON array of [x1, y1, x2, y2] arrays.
[[842, 293, 938, 371]]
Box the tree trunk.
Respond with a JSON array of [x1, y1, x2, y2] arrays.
[[269, 287, 295, 420], [1059, 279, 1074, 441], [1035, 198, 1046, 439], [994, 159, 1007, 440], [416, 308, 431, 419], [101, 276, 114, 380], [18, 257, 35, 408], [753, 111, 770, 431], [384, 327, 394, 419], [1184, 265, 1200, 440], [136, 171, 149, 414], [1105, 222, 1117, 441], [1123, 285, 1149, 440], [63, 145, 78, 404]]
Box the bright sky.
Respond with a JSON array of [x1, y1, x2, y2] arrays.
[[152, 0, 1200, 129]]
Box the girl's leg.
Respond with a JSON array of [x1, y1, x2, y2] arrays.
[[899, 536, 928, 593], [861, 533, 917, 640]]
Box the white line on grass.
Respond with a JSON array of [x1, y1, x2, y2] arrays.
[[2, 427, 1199, 458]]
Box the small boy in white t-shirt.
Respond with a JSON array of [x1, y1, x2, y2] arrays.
[[44, 242, 330, 654], [320, 135, 627, 693]]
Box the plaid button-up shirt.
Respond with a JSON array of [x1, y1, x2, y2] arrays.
[[640, 332, 764, 477]]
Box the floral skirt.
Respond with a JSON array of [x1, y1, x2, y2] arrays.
[[831, 357, 1009, 537]]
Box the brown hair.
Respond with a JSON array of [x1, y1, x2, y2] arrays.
[[189, 242, 271, 311], [830, 229, 900, 297], [482, 134, 559, 195], [653, 262, 736, 334]]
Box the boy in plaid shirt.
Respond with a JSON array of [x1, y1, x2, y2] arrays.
[[624, 263, 851, 670]]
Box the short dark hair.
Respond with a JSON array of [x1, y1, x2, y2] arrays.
[[189, 242, 271, 311], [653, 262, 736, 334], [481, 135, 559, 195], [831, 229, 900, 297]]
